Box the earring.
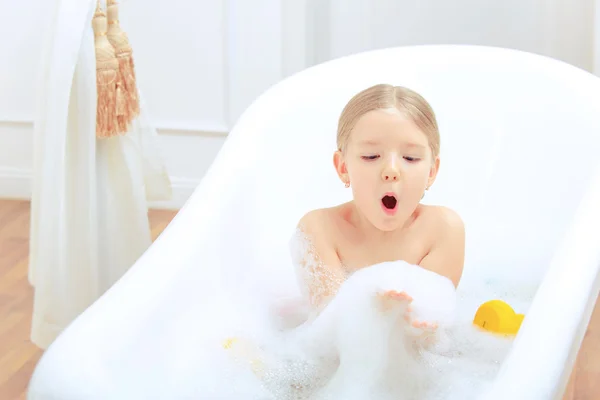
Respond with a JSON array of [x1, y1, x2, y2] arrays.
[[344, 181, 350, 188]]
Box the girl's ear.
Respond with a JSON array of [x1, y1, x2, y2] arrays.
[[333, 150, 349, 184], [427, 156, 440, 188]]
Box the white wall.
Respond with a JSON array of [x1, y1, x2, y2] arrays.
[[0, 0, 597, 208], [595, 0, 600, 75], [324, 0, 597, 73]]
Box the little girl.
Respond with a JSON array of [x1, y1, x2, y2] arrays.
[[293, 83, 466, 329], [224, 84, 470, 399]]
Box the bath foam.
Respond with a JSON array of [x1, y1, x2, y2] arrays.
[[186, 258, 522, 400], [156, 228, 529, 400], [83, 247, 524, 399]]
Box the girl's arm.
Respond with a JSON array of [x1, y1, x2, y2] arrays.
[[291, 210, 347, 313]]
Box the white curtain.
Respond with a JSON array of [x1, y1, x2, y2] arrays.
[[29, 0, 172, 349]]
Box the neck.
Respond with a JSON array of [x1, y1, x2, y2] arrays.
[[348, 201, 418, 244]]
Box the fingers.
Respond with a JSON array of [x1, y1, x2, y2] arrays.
[[380, 290, 413, 302], [411, 320, 438, 331], [377, 290, 413, 313], [392, 291, 413, 302]]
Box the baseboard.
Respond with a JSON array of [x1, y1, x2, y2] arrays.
[[0, 166, 197, 210], [0, 167, 31, 201]]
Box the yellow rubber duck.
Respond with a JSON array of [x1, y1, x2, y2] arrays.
[[473, 299, 524, 335], [222, 336, 265, 377]]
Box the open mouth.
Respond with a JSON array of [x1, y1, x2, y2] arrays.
[[381, 195, 397, 210]]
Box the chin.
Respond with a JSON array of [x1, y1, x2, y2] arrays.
[[371, 217, 402, 232]]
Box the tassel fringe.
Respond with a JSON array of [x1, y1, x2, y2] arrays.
[[92, 0, 141, 139], [93, 3, 121, 138], [107, 0, 140, 132]]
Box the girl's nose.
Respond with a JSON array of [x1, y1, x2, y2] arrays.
[[381, 164, 400, 182]]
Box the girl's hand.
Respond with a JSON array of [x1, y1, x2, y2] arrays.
[[377, 289, 413, 312], [377, 290, 439, 345]]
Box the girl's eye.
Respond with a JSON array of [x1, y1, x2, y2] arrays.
[[404, 156, 420, 162], [361, 155, 380, 160]]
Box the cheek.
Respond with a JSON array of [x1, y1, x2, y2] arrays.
[[408, 161, 432, 176], [348, 166, 376, 188], [398, 163, 430, 189]]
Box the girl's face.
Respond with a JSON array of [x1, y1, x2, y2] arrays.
[[334, 108, 439, 232]]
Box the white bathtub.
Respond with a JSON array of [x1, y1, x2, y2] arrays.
[[27, 45, 600, 399]]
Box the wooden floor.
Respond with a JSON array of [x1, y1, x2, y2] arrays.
[[0, 199, 177, 399], [0, 199, 598, 399]]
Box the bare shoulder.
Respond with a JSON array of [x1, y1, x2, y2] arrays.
[[296, 207, 342, 256], [297, 207, 334, 237], [418, 205, 466, 287], [421, 205, 465, 234], [298, 203, 350, 234]]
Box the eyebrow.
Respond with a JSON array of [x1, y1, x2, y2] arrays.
[[404, 143, 427, 149], [358, 140, 380, 146], [358, 140, 426, 149]]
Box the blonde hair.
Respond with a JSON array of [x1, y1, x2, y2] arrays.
[[336, 84, 440, 158]]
